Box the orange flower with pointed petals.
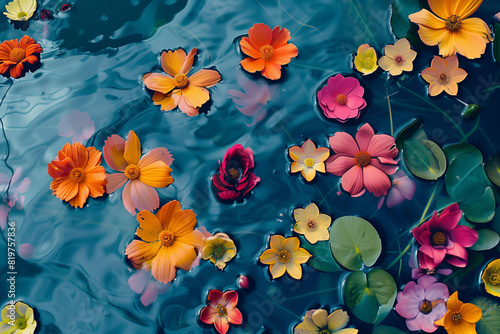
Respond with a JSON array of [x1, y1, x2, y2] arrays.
[[142, 48, 221, 116], [409, 0, 492, 59], [125, 200, 206, 284], [421, 55, 467, 96], [0, 35, 42, 79], [47, 143, 107, 208], [434, 292, 482, 334], [239, 23, 298, 80]]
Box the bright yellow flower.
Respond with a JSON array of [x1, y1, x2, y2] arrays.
[[0, 302, 37, 334], [202, 232, 237, 270], [3, 0, 36, 21], [421, 55, 467, 96], [409, 0, 493, 59], [294, 308, 358, 334], [259, 235, 311, 279], [354, 44, 378, 75], [482, 258, 500, 297], [289, 139, 330, 182], [435, 292, 482, 334], [378, 38, 417, 76], [293, 203, 331, 244]]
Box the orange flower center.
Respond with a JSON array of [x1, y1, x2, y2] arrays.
[[394, 55, 404, 65], [431, 232, 446, 246], [446, 15, 462, 31], [304, 158, 315, 168], [489, 273, 500, 285], [260, 44, 274, 61], [174, 73, 189, 89], [336, 94, 347, 105], [228, 168, 240, 180], [10, 48, 26, 63], [69, 168, 85, 182], [437, 72, 449, 84], [419, 300, 433, 314], [451, 312, 462, 322], [159, 231, 175, 247], [216, 304, 228, 316], [307, 220, 317, 231], [278, 250, 291, 263], [124, 164, 140, 180], [354, 151, 371, 167]]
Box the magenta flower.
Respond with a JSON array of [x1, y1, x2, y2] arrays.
[[412, 204, 478, 270], [326, 123, 398, 197], [57, 109, 95, 144], [377, 169, 416, 208], [128, 269, 171, 307], [409, 247, 452, 279], [396, 275, 449, 333], [0, 167, 30, 230], [317, 74, 367, 122], [212, 144, 260, 201]]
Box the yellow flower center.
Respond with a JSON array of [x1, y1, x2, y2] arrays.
[[228, 168, 240, 180], [320, 330, 329, 334], [15, 318, 27, 329], [431, 232, 446, 246], [394, 55, 405, 65], [124, 164, 140, 180], [364, 57, 374, 68], [437, 72, 449, 84], [304, 158, 315, 168], [214, 245, 225, 259], [354, 151, 371, 167], [336, 94, 347, 105], [17, 11, 27, 18], [489, 273, 500, 285], [307, 220, 317, 231], [69, 168, 85, 182], [451, 312, 462, 322], [159, 231, 175, 247], [260, 44, 274, 61], [419, 300, 433, 314], [10, 48, 26, 63], [278, 250, 291, 263], [216, 304, 228, 316], [174, 73, 189, 89], [446, 15, 462, 31]]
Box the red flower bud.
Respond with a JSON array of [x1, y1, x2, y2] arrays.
[[237, 275, 249, 289]]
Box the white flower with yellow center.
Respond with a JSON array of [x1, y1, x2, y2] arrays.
[[4, 0, 37, 21]]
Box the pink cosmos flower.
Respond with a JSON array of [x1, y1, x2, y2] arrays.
[[128, 269, 171, 307], [317, 74, 367, 122], [396, 275, 449, 333], [377, 169, 416, 208], [200, 290, 243, 334], [412, 204, 478, 270], [326, 123, 398, 197], [0, 167, 30, 230], [57, 109, 95, 144]]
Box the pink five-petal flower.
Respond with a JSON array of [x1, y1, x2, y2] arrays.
[[326, 123, 398, 197], [377, 169, 416, 208], [412, 203, 478, 270], [57, 109, 95, 144], [128, 269, 171, 307], [200, 290, 243, 334], [317, 74, 367, 122], [0, 167, 31, 230]]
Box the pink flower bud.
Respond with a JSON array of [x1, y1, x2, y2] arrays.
[[19, 243, 34, 260], [237, 275, 249, 289]]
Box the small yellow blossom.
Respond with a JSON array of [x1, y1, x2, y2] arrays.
[[289, 139, 330, 182], [259, 235, 311, 279], [295, 308, 358, 334], [354, 44, 378, 75], [293, 203, 331, 244], [482, 258, 500, 297], [202, 232, 237, 270], [0, 301, 37, 334]]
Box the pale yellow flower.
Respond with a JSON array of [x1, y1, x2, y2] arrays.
[[294, 308, 358, 334], [201, 232, 237, 270], [354, 44, 378, 75], [0, 302, 37, 334], [293, 203, 331, 244], [378, 38, 417, 76], [3, 0, 36, 21]]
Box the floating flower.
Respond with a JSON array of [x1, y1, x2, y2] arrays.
[[354, 44, 378, 75], [377, 170, 417, 209], [125, 200, 206, 283], [293, 203, 331, 244], [317, 74, 367, 122], [103, 130, 174, 215], [294, 308, 358, 334], [239, 23, 298, 80], [396, 276, 449, 333], [212, 144, 260, 201], [259, 235, 311, 279], [496, 13, 500, 21], [0, 301, 37, 334], [378, 38, 417, 76], [0, 36, 42, 79], [128, 269, 171, 307], [57, 109, 95, 144], [412, 204, 478, 270], [200, 290, 243, 334], [47, 142, 107, 208], [421, 56, 467, 96], [326, 123, 398, 197], [482, 258, 500, 297], [142, 48, 221, 116], [202, 232, 237, 270], [3, 0, 36, 21], [289, 139, 330, 182], [409, 249, 452, 279], [409, 0, 492, 59], [434, 292, 482, 334], [0, 167, 30, 230]]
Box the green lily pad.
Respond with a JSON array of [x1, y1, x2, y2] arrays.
[[395, 118, 423, 150], [485, 153, 500, 188], [472, 297, 500, 334], [471, 229, 499, 251], [373, 326, 406, 334], [494, 23, 500, 64], [329, 216, 381, 271], [491, 207, 500, 234], [445, 152, 489, 203], [403, 139, 447, 180], [344, 269, 397, 324], [299, 236, 342, 272], [444, 143, 483, 164], [461, 187, 496, 223], [390, 0, 425, 39]]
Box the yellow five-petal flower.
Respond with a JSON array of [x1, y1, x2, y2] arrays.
[[289, 139, 330, 182], [259, 235, 311, 279], [293, 203, 331, 244], [482, 258, 500, 297], [202, 232, 237, 270]]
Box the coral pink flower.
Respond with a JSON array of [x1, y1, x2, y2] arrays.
[[412, 204, 478, 269], [0, 167, 30, 230], [317, 74, 367, 122], [326, 123, 398, 197], [200, 290, 243, 334]]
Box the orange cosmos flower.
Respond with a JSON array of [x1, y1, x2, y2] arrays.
[[125, 200, 206, 284], [239, 23, 298, 80], [0, 35, 42, 79], [409, 0, 492, 59], [434, 292, 482, 334], [47, 143, 107, 208], [142, 48, 221, 116], [421, 55, 467, 96]]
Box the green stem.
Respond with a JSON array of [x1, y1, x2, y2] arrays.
[[385, 90, 394, 136]]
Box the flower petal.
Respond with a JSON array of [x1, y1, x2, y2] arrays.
[[151, 247, 176, 283], [240, 57, 266, 73], [138, 161, 173, 188], [248, 23, 272, 48], [138, 147, 174, 168], [341, 165, 364, 196], [289, 146, 305, 162], [160, 49, 186, 77], [355, 123, 375, 151], [460, 303, 482, 323], [221, 291, 239, 309], [261, 62, 282, 80], [180, 85, 210, 108], [311, 309, 328, 329], [103, 134, 128, 171], [271, 43, 298, 65], [270, 262, 286, 279], [106, 173, 128, 193], [189, 69, 221, 88], [259, 249, 278, 264], [328, 132, 359, 156], [124, 131, 142, 166], [143, 73, 176, 94], [327, 309, 349, 332], [130, 180, 160, 213]]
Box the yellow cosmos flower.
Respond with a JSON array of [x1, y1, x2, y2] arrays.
[[409, 0, 493, 59], [259, 235, 311, 279], [421, 55, 467, 96], [202, 232, 237, 270], [293, 203, 331, 244], [434, 292, 482, 334], [289, 139, 330, 182], [294, 308, 358, 334], [378, 38, 417, 76], [482, 258, 500, 297], [354, 44, 378, 75], [3, 0, 36, 21], [0, 301, 37, 334]]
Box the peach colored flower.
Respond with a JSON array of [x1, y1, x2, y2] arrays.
[[289, 139, 330, 182], [421, 56, 467, 96], [378, 38, 417, 76]]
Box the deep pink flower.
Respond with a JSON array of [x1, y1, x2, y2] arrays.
[[212, 144, 260, 201], [0, 167, 30, 230], [409, 247, 452, 279], [57, 109, 95, 144], [200, 290, 243, 334], [396, 276, 449, 333], [128, 269, 171, 307], [326, 123, 398, 197], [412, 204, 478, 269], [377, 169, 416, 208], [317, 74, 367, 122]]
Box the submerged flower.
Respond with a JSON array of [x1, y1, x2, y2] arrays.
[[143, 48, 221, 116], [202, 232, 237, 270], [212, 144, 260, 201], [0, 36, 42, 79], [200, 290, 243, 334], [396, 276, 449, 333], [103, 130, 174, 215], [57, 110, 95, 144], [354, 44, 378, 75], [378, 38, 417, 76], [412, 204, 478, 270], [294, 308, 358, 334], [317, 74, 367, 122], [259, 235, 311, 279], [409, 0, 492, 59], [239, 23, 299, 80], [435, 292, 482, 334], [125, 200, 206, 283], [293, 203, 331, 244], [377, 170, 417, 209], [0, 301, 37, 334], [326, 123, 399, 197], [482, 258, 500, 297], [128, 269, 171, 307], [289, 139, 330, 182], [4, 0, 36, 21], [421, 56, 467, 96], [47, 142, 107, 208], [0, 167, 30, 230]]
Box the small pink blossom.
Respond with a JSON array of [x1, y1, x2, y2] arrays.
[[57, 109, 95, 144], [128, 269, 171, 307], [0, 167, 31, 230], [378, 170, 416, 208]]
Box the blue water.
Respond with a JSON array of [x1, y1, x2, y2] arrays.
[[0, 0, 499, 333]]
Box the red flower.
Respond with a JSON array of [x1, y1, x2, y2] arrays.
[[0, 36, 42, 79], [200, 290, 243, 334]]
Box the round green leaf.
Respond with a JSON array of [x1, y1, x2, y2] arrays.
[[471, 229, 500, 251], [485, 153, 500, 188], [461, 187, 496, 223], [491, 207, 500, 234], [403, 139, 447, 180], [444, 143, 483, 164], [472, 297, 500, 334], [330, 216, 382, 270], [445, 152, 489, 203], [390, 0, 424, 39], [299, 236, 342, 272]]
